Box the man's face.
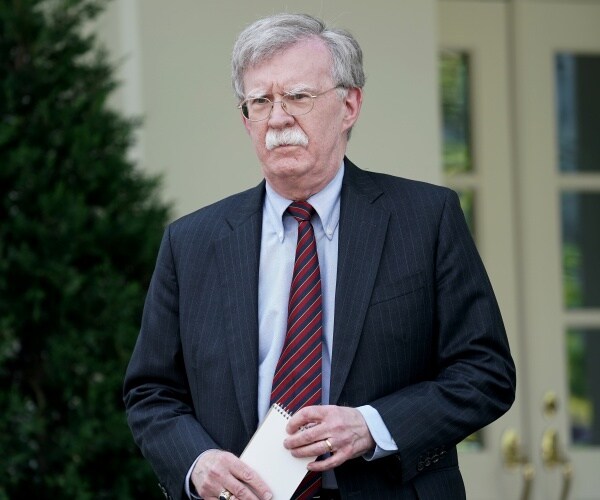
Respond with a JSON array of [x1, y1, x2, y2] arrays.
[[241, 37, 361, 199]]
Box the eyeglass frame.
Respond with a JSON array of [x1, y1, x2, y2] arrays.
[[237, 85, 345, 122]]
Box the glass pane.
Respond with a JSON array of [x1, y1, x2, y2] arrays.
[[567, 328, 600, 447], [458, 431, 483, 452], [457, 189, 476, 239], [456, 194, 478, 452], [561, 192, 600, 308], [440, 51, 473, 175], [556, 53, 600, 172]]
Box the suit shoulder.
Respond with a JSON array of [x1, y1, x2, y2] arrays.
[[369, 170, 452, 198], [166, 183, 264, 240], [169, 183, 264, 230], [356, 170, 457, 214], [344, 158, 454, 203]]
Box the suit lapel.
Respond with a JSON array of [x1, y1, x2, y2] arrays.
[[215, 183, 265, 437], [329, 160, 390, 405]]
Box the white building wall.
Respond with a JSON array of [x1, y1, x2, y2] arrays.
[[98, 0, 440, 218]]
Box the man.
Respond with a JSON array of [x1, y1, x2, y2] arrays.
[[124, 13, 515, 500]]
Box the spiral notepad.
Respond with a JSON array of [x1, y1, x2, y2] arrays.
[[240, 403, 317, 499]]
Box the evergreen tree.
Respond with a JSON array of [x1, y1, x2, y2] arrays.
[[1, 0, 169, 497]]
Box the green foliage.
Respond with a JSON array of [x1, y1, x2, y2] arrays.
[[0, 0, 169, 497], [440, 51, 472, 176], [563, 242, 583, 308]]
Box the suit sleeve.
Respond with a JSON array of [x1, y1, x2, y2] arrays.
[[371, 189, 516, 484], [123, 226, 217, 499]]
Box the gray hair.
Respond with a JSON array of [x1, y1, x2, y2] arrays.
[[231, 13, 365, 101]]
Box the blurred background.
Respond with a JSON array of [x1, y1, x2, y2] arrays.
[[2, 0, 599, 498]]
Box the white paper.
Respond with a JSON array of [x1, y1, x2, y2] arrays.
[[240, 404, 317, 499]]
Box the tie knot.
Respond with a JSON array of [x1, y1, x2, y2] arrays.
[[287, 201, 315, 222]]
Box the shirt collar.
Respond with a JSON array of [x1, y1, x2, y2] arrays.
[[264, 161, 344, 243]]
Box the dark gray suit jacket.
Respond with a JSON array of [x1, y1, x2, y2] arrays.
[[124, 158, 516, 499]]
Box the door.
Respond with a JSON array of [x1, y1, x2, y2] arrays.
[[439, 1, 600, 499]]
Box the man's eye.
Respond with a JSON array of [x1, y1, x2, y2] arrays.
[[285, 93, 311, 101], [250, 97, 271, 105]]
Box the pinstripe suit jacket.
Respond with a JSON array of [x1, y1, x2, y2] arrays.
[[124, 158, 516, 499]]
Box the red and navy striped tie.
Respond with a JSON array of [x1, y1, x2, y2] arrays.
[[271, 201, 322, 499]]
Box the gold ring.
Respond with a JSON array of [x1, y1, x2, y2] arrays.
[[219, 489, 231, 500], [324, 438, 334, 453]]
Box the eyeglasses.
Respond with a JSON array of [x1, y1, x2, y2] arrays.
[[238, 86, 342, 122]]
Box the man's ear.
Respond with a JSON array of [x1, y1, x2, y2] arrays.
[[342, 87, 363, 132], [242, 113, 252, 135]]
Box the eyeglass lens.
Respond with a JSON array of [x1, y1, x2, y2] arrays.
[[242, 93, 314, 121]]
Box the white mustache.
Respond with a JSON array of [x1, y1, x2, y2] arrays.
[[265, 128, 309, 151]]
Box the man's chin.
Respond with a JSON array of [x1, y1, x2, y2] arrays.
[[263, 154, 309, 174]]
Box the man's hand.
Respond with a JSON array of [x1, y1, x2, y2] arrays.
[[283, 405, 376, 471], [191, 449, 272, 500]]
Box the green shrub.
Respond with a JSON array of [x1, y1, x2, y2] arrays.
[[1, 0, 169, 497]]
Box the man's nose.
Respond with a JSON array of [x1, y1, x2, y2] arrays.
[[268, 100, 295, 127]]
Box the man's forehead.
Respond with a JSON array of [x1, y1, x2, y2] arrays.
[[249, 35, 329, 66], [244, 82, 316, 97], [242, 39, 333, 94]]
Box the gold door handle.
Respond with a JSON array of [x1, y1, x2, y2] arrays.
[[501, 429, 534, 500], [541, 428, 573, 500]]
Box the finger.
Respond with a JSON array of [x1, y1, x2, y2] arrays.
[[229, 462, 273, 500], [286, 405, 328, 432], [284, 412, 336, 450], [192, 450, 229, 497], [221, 477, 262, 500], [288, 437, 335, 458], [324, 438, 335, 454], [193, 451, 271, 500], [307, 451, 346, 472]]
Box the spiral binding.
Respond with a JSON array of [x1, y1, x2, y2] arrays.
[[273, 402, 293, 420]]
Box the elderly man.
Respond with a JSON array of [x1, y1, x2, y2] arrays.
[[124, 13, 515, 500]]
